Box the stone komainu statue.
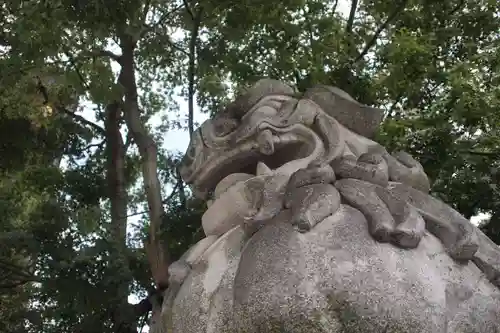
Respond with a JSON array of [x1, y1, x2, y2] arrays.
[[150, 79, 500, 333]]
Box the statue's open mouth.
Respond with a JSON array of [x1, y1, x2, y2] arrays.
[[191, 126, 320, 199]]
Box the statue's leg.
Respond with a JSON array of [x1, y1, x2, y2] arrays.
[[334, 179, 395, 243], [387, 182, 479, 261]]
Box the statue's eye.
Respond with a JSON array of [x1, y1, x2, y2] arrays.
[[188, 146, 196, 157], [214, 118, 238, 137]]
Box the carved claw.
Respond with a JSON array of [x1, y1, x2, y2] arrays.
[[335, 179, 425, 248]]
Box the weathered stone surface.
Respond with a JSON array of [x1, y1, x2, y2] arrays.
[[151, 79, 500, 333], [234, 206, 500, 333]]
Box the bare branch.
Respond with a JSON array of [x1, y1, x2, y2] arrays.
[[83, 140, 106, 151], [462, 150, 499, 158], [57, 106, 106, 135], [89, 50, 123, 63], [353, 0, 409, 63], [332, 0, 339, 13], [165, 38, 189, 56], [64, 52, 91, 91], [448, 0, 466, 16], [345, 0, 359, 34], [386, 92, 404, 120], [140, 3, 186, 39], [183, 0, 194, 20]]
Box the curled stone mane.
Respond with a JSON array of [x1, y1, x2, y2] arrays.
[[151, 79, 500, 333]]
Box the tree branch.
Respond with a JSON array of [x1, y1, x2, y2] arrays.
[[0, 259, 38, 285], [83, 140, 106, 151], [64, 51, 91, 91], [386, 92, 404, 120], [62, 30, 122, 63], [0, 279, 38, 289], [57, 106, 106, 136], [139, 3, 186, 39], [345, 0, 359, 34], [0, 33, 9, 46], [176, 167, 186, 207], [132, 297, 153, 319], [187, 7, 203, 137], [353, 0, 409, 63], [164, 38, 189, 56], [448, 0, 466, 16], [124, 131, 134, 150], [89, 50, 122, 64], [35, 76, 106, 135], [331, 0, 339, 13], [183, 0, 194, 20], [104, 101, 131, 309], [461, 150, 499, 158]]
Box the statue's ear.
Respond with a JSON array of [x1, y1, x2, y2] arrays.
[[304, 85, 383, 139]]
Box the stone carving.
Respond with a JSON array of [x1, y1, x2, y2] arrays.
[[150, 79, 500, 333]]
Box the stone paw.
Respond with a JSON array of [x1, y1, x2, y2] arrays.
[[287, 183, 341, 232], [391, 209, 425, 249]]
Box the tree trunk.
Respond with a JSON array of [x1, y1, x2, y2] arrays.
[[104, 101, 135, 333], [119, 34, 170, 289]]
